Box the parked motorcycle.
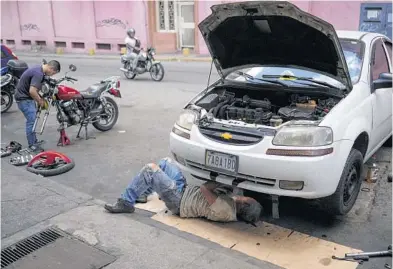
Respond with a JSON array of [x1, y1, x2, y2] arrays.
[[33, 61, 122, 145], [120, 47, 165, 81], [1, 60, 28, 113]]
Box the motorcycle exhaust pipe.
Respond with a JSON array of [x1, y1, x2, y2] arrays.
[[119, 68, 128, 72]]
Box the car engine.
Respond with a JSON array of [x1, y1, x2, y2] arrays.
[[196, 90, 339, 127]]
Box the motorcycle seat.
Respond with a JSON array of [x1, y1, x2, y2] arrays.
[[1, 74, 12, 87], [80, 83, 108, 98]]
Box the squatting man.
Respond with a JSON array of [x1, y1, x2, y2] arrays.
[[105, 157, 263, 225]]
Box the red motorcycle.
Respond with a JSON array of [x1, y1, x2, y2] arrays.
[[33, 62, 122, 146]]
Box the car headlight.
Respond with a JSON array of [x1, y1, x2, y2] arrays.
[[176, 109, 197, 131], [272, 125, 333, 147]]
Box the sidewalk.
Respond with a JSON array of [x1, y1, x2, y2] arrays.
[[14, 50, 212, 62], [1, 161, 280, 269]]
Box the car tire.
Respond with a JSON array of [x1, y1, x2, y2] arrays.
[[320, 148, 364, 216], [383, 136, 392, 147]]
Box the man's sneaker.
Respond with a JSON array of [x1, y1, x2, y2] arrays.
[[104, 198, 135, 213], [136, 194, 148, 203], [28, 145, 44, 154]]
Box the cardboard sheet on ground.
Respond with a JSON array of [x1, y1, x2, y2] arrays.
[[139, 195, 361, 269]]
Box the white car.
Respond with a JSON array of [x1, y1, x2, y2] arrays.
[[170, 1, 392, 215]]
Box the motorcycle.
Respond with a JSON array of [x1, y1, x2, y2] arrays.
[[120, 47, 165, 82], [1, 60, 28, 113], [33, 61, 122, 146]]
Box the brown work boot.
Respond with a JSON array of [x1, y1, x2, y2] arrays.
[[104, 198, 135, 213], [136, 194, 148, 203]]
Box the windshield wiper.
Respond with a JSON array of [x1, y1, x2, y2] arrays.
[[262, 74, 342, 90], [233, 71, 288, 87]]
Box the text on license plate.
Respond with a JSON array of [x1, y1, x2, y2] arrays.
[[205, 151, 238, 173]]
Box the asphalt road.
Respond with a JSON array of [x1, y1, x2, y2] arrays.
[[1, 56, 392, 269]]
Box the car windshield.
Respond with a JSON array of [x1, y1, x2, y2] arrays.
[[226, 38, 364, 88]]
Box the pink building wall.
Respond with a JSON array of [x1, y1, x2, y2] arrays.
[[1, 0, 148, 54]]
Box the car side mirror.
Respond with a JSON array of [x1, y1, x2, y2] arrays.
[[69, 64, 77, 72], [372, 72, 392, 92]]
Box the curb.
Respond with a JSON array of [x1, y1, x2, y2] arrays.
[[14, 52, 212, 62]]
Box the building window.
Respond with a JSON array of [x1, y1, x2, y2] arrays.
[[156, 0, 176, 32]]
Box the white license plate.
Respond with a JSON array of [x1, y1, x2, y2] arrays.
[[205, 150, 238, 173]]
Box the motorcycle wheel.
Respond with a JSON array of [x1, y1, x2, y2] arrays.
[[27, 159, 75, 177], [150, 63, 165, 82], [92, 96, 119, 131], [123, 63, 136, 80], [1, 90, 13, 113]]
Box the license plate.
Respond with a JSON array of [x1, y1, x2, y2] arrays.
[[205, 150, 238, 173]]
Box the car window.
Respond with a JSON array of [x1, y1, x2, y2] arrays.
[[371, 38, 390, 81], [383, 41, 392, 70], [340, 39, 364, 84]]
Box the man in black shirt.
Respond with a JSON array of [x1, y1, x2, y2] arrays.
[[14, 60, 60, 152]]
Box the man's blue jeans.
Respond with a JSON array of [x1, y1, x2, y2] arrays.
[[17, 100, 37, 147], [122, 158, 186, 215]]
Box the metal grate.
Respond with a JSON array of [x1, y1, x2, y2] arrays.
[[1, 227, 64, 268]]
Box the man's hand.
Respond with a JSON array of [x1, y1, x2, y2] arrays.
[[38, 98, 45, 108], [200, 181, 220, 205]]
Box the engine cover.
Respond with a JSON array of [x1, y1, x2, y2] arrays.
[[278, 106, 316, 121]]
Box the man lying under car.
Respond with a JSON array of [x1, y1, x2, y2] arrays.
[[105, 157, 263, 225]]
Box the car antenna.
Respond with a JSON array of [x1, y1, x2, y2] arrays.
[[206, 59, 214, 90]]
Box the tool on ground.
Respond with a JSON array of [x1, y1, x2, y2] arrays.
[[332, 245, 392, 264], [9, 154, 35, 166], [388, 174, 392, 183], [385, 263, 391, 269]]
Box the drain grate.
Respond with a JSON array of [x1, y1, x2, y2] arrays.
[[1, 227, 64, 268]]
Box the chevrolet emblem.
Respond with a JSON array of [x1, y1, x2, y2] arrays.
[[220, 132, 232, 140]]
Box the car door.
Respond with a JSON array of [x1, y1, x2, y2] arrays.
[[369, 37, 392, 151]]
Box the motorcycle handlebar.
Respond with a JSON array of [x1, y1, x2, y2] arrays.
[[66, 76, 78, 82]]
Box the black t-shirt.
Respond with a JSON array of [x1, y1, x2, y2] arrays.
[[14, 65, 44, 101]]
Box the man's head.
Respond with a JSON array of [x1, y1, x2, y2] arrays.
[[43, 60, 61, 76], [127, 28, 135, 38], [234, 196, 263, 225]]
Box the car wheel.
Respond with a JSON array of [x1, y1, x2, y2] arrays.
[[320, 148, 364, 216]]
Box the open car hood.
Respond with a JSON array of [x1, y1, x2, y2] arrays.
[[198, 1, 353, 91]]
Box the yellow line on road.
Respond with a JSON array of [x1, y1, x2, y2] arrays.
[[136, 194, 361, 269]]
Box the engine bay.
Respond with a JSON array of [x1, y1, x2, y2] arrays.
[[195, 87, 340, 127]]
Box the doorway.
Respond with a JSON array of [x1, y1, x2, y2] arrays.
[[359, 3, 392, 39], [178, 1, 195, 48]]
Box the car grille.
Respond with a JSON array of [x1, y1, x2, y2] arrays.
[[186, 160, 276, 187], [198, 123, 274, 146]]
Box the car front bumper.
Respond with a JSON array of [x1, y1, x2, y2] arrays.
[[169, 126, 353, 199]]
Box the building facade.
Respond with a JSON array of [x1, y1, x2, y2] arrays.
[[1, 0, 392, 55]]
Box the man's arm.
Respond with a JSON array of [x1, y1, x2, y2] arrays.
[[29, 74, 44, 106], [200, 181, 221, 205], [29, 86, 44, 106]]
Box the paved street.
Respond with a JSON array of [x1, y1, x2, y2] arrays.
[[1, 55, 392, 269]]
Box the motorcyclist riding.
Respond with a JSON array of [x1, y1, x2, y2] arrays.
[[125, 28, 143, 72]]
